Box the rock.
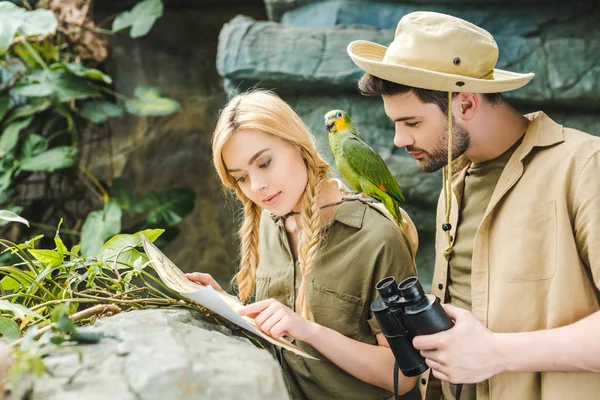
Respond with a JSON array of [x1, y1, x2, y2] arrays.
[[264, 0, 575, 23], [218, 12, 600, 109], [22, 309, 289, 400]]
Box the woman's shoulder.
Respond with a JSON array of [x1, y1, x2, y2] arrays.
[[335, 200, 403, 239]]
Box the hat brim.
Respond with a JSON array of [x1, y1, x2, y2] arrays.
[[348, 40, 534, 94]]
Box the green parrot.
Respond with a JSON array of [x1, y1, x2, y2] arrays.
[[325, 109, 404, 226]]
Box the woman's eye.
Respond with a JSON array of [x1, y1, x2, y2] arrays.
[[259, 159, 271, 168], [235, 176, 247, 183], [405, 122, 419, 128]]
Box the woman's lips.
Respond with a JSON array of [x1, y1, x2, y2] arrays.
[[263, 192, 281, 206]]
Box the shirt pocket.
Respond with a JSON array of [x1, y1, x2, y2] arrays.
[[255, 275, 271, 302], [501, 200, 557, 282], [309, 280, 365, 339]]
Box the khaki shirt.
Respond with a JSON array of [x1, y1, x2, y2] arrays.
[[256, 200, 417, 400], [422, 112, 600, 399]]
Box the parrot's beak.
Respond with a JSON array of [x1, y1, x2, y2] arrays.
[[326, 121, 335, 132]]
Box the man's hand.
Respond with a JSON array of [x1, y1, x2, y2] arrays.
[[185, 272, 223, 292], [238, 298, 317, 342], [412, 304, 507, 384]]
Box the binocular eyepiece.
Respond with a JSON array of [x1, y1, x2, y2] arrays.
[[371, 276, 454, 377]]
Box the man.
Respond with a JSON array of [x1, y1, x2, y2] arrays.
[[348, 11, 600, 400]]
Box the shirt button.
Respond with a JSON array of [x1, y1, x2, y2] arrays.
[[421, 378, 427, 385], [438, 283, 444, 290], [288, 296, 293, 303]]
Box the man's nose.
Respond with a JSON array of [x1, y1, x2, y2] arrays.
[[393, 128, 414, 148]]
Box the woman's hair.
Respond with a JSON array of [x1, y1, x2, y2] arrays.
[[212, 90, 331, 320]]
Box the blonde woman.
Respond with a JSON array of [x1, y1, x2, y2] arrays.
[[187, 90, 417, 399]]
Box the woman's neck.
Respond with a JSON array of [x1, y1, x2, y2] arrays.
[[284, 180, 344, 234]]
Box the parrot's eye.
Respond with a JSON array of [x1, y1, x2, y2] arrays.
[[336, 112, 342, 118]]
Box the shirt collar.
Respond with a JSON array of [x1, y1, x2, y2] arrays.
[[268, 199, 368, 229], [450, 111, 564, 177]]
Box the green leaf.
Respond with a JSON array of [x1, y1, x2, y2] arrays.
[[0, 168, 14, 194], [19, 133, 47, 160], [28, 249, 63, 268], [19, 146, 77, 172], [0, 116, 32, 157], [54, 237, 67, 257], [97, 229, 163, 265], [79, 100, 123, 124], [3, 98, 51, 125], [0, 59, 26, 92], [49, 335, 64, 345], [17, 234, 43, 251], [70, 244, 81, 260], [51, 63, 112, 84], [136, 188, 195, 226], [125, 85, 180, 117], [0, 209, 29, 227], [50, 303, 70, 322], [12, 82, 54, 97], [12, 41, 57, 68], [0, 3, 58, 55], [0, 91, 9, 121], [17, 70, 100, 102], [112, 0, 163, 38], [0, 299, 41, 320], [0, 316, 20, 341], [111, 177, 135, 211], [55, 315, 75, 334], [80, 200, 122, 256], [0, 270, 33, 291], [69, 329, 104, 344]]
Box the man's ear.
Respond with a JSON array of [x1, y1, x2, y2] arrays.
[[454, 92, 479, 122]]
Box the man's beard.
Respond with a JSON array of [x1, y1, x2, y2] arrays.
[[407, 119, 471, 173]]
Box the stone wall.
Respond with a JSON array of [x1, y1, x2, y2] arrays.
[[217, 0, 600, 287]]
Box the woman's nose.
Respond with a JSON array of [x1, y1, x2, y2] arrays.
[[250, 178, 266, 193]]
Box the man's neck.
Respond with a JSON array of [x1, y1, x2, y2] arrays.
[[464, 102, 529, 164]]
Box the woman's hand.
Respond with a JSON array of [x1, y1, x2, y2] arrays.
[[238, 298, 317, 342], [185, 272, 224, 292]]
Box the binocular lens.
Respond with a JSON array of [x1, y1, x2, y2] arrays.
[[376, 276, 398, 298], [398, 276, 424, 302]]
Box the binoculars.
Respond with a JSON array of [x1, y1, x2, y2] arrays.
[[371, 276, 454, 377]]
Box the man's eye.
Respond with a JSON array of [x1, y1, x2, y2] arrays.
[[235, 176, 247, 183], [259, 159, 271, 168], [405, 122, 419, 128]]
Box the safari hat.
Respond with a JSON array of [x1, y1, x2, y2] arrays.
[[348, 11, 534, 93]]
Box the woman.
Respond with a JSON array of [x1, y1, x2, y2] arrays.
[[187, 90, 418, 399]]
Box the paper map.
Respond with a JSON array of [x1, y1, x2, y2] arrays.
[[141, 235, 316, 359]]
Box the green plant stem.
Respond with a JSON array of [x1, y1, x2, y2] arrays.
[[29, 298, 99, 312], [75, 292, 175, 305], [98, 86, 129, 102], [0, 241, 37, 277], [0, 293, 46, 303], [11, 303, 122, 347], [79, 165, 109, 203], [28, 222, 80, 237], [21, 40, 49, 71], [0, 267, 55, 299]]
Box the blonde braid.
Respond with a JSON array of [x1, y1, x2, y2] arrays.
[[295, 154, 328, 320], [233, 191, 261, 304]]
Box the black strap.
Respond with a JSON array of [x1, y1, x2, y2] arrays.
[[394, 362, 400, 400], [455, 383, 463, 400]]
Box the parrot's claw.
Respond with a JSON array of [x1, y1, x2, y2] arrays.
[[343, 192, 377, 203]]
